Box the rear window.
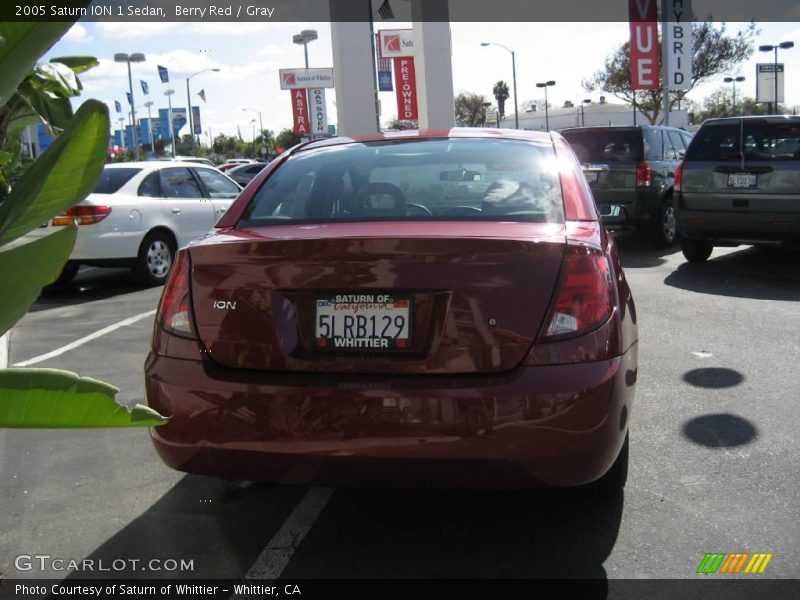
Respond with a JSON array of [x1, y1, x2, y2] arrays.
[[686, 120, 800, 162], [92, 168, 141, 194], [561, 129, 643, 164], [238, 138, 565, 226]]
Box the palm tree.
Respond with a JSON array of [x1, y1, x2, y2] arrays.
[[493, 80, 510, 124]]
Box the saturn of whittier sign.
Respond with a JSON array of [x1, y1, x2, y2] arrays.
[[279, 68, 334, 137]]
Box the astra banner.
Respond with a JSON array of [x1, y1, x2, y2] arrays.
[[291, 89, 310, 136], [628, 0, 660, 90], [393, 57, 418, 121]]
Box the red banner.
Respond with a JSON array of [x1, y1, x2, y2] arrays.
[[291, 89, 310, 136], [629, 0, 660, 90], [393, 57, 418, 121]]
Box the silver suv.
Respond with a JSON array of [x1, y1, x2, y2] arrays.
[[677, 116, 800, 262]]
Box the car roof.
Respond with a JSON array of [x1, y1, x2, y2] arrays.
[[699, 115, 800, 125], [104, 161, 220, 170], [297, 127, 554, 152]]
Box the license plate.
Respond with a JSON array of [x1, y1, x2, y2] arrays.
[[584, 171, 599, 184], [315, 293, 412, 350], [728, 173, 757, 188]]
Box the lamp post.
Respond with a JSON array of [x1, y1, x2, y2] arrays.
[[535, 80, 556, 131], [293, 29, 318, 69], [143, 100, 154, 155], [242, 107, 263, 146], [250, 119, 257, 156], [164, 89, 176, 157], [480, 42, 518, 129], [117, 117, 126, 149], [114, 52, 145, 160], [186, 68, 220, 154], [581, 99, 591, 126], [758, 41, 794, 114], [723, 76, 746, 115]]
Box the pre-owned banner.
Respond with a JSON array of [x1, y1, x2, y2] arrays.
[[291, 89, 310, 136], [393, 57, 418, 121], [628, 0, 660, 90]]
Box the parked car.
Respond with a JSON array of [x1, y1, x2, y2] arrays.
[[35, 162, 241, 285], [677, 115, 800, 262], [219, 159, 257, 172], [171, 156, 217, 168], [227, 162, 269, 186], [561, 125, 693, 247], [146, 129, 638, 493]]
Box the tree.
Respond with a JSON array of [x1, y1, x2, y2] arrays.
[[689, 87, 770, 124], [583, 21, 757, 124], [275, 128, 301, 152], [0, 22, 165, 428], [455, 92, 490, 127], [492, 81, 510, 122], [387, 117, 418, 130]]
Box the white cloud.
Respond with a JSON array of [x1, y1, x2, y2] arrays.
[[63, 23, 92, 43], [96, 22, 180, 38]]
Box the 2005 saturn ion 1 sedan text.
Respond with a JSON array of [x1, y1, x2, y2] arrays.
[[145, 129, 638, 494]]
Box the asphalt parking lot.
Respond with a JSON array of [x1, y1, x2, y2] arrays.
[[1, 236, 799, 586]]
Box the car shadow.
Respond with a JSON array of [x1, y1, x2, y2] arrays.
[[31, 267, 152, 313], [664, 245, 800, 301], [283, 487, 623, 583], [614, 232, 680, 269], [56, 477, 622, 588]]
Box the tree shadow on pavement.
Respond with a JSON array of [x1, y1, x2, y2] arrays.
[[664, 245, 800, 301], [682, 413, 758, 448], [32, 267, 151, 312]]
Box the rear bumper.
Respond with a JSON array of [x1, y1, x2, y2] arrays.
[[144, 349, 637, 489], [679, 209, 800, 243], [593, 189, 662, 229]]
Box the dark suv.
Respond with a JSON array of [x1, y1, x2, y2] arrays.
[[676, 116, 800, 262], [561, 125, 693, 246]]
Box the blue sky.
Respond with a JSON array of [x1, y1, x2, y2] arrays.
[[50, 20, 800, 142]]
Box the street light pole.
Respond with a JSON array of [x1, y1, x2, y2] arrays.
[[186, 68, 220, 154], [143, 100, 154, 156], [723, 76, 745, 115], [118, 117, 126, 149], [480, 42, 519, 129], [242, 108, 264, 152], [581, 99, 591, 126], [293, 29, 318, 70], [759, 41, 794, 114], [536, 80, 556, 131], [114, 52, 145, 160], [164, 89, 176, 157]]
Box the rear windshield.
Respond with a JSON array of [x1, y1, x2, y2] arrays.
[[237, 138, 565, 226], [686, 120, 800, 162], [93, 168, 141, 194], [561, 129, 643, 164]]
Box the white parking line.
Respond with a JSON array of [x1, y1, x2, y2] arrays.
[[12, 310, 157, 367], [233, 486, 334, 593]]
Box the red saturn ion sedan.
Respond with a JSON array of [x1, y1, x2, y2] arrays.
[[145, 129, 637, 493]]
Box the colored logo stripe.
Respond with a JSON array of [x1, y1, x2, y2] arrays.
[[697, 552, 773, 574]]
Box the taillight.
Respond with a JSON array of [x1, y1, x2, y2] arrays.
[[636, 161, 652, 187], [674, 160, 684, 192], [52, 205, 112, 226], [541, 245, 615, 340], [157, 250, 196, 339]]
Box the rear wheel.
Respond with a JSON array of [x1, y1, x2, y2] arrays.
[[651, 197, 678, 247], [134, 231, 175, 286], [681, 238, 713, 263], [587, 433, 629, 497]]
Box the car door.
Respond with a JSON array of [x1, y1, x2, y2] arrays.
[[157, 166, 217, 247], [192, 167, 242, 221]]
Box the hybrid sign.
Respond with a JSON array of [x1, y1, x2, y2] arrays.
[[664, 0, 693, 90], [310, 88, 328, 135]]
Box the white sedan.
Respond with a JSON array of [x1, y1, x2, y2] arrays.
[[37, 161, 242, 285]]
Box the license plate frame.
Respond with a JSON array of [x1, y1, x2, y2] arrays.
[[314, 293, 413, 351], [727, 173, 757, 188]]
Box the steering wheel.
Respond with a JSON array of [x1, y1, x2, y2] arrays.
[[406, 203, 433, 216]]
